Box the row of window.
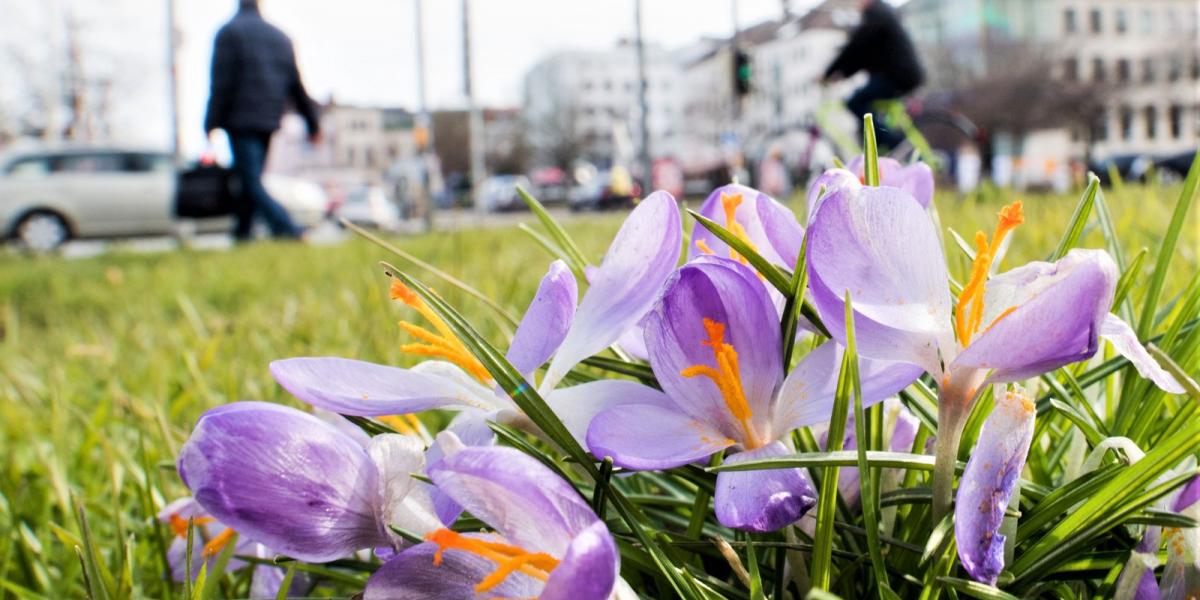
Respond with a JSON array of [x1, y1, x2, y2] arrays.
[[1093, 104, 1195, 142], [1063, 55, 1200, 84], [1063, 5, 1196, 35], [580, 79, 673, 93]]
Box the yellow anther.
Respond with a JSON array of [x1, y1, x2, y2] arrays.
[[379, 414, 423, 435], [695, 238, 715, 255], [201, 528, 236, 558], [425, 528, 559, 592], [719, 193, 760, 265], [955, 201, 1024, 346], [680, 318, 762, 449], [389, 281, 492, 384]]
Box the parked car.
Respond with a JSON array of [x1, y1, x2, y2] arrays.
[[1, 146, 327, 251], [479, 175, 532, 212], [336, 185, 402, 231], [567, 167, 641, 212]]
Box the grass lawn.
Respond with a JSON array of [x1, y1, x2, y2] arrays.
[[0, 182, 1194, 597]]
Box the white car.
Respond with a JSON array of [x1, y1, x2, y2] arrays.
[[336, 185, 402, 231], [0, 147, 328, 251]]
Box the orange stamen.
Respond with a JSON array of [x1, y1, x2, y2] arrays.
[[425, 528, 559, 592], [379, 413, 423, 435], [680, 318, 761, 448], [389, 281, 492, 384], [954, 201, 1024, 346], [719, 193, 760, 265], [201, 528, 236, 558], [695, 238, 715, 255], [168, 514, 215, 539]]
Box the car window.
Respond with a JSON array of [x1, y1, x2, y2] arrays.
[[6, 157, 51, 177], [125, 153, 175, 173], [52, 153, 126, 174]]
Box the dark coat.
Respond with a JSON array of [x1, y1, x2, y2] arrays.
[[824, 1, 925, 92], [204, 2, 319, 136]]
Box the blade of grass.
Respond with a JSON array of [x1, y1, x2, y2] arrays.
[[1049, 174, 1099, 261], [1135, 147, 1199, 338], [516, 186, 591, 273], [863, 114, 880, 186]]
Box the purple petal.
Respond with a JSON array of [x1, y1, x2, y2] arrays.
[[541, 520, 619, 600], [429, 446, 601, 557], [1173, 476, 1200, 513], [771, 340, 923, 435], [1100, 314, 1185, 394], [806, 185, 953, 376], [689, 183, 801, 267], [845, 156, 935, 208], [542, 192, 681, 390], [1134, 569, 1163, 600], [269, 357, 491, 416], [715, 440, 817, 532], [953, 250, 1117, 382], [644, 258, 782, 444], [424, 414, 497, 526], [364, 542, 542, 600], [955, 387, 1036, 585], [546, 379, 675, 444], [178, 402, 387, 562], [616, 323, 650, 361], [507, 260, 578, 376], [587, 403, 735, 470], [806, 168, 860, 221], [368, 435, 441, 538]]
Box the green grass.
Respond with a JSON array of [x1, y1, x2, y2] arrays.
[[0, 182, 1194, 598]]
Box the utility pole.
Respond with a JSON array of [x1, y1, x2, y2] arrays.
[[166, 0, 182, 164], [464, 0, 487, 214], [414, 0, 434, 231], [730, 0, 741, 121], [634, 0, 653, 193]]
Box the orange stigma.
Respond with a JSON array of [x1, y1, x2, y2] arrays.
[[955, 201, 1024, 346], [680, 318, 761, 448], [719, 193, 760, 265], [168, 514, 215, 539], [389, 280, 492, 384], [201, 528, 236, 559], [425, 528, 560, 593]]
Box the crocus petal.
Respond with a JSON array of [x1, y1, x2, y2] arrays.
[[429, 446, 600, 557], [807, 185, 953, 376], [845, 156, 934, 208], [689, 183, 800, 267], [1100, 314, 1185, 394], [714, 440, 817, 532], [587, 403, 735, 470], [953, 250, 1116, 382], [546, 379, 675, 444], [771, 340, 923, 436], [644, 258, 782, 442], [364, 542, 542, 600], [269, 357, 495, 416], [955, 388, 1036, 585], [616, 323, 650, 361], [542, 192, 681, 391], [506, 260, 578, 377], [806, 168, 860, 220], [424, 414, 498, 525], [178, 402, 387, 562], [1174, 476, 1200, 513], [541, 520, 619, 600], [368, 434, 442, 539]]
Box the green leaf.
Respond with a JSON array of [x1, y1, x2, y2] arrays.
[[687, 210, 792, 294], [863, 114, 880, 186], [1136, 147, 1199, 338], [781, 232, 813, 368], [198, 532, 238, 600], [937, 577, 1021, 600], [1049, 174, 1099, 261], [517, 186, 592, 275], [710, 451, 937, 473], [849, 293, 892, 597]]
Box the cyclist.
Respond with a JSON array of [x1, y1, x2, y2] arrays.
[[822, 0, 924, 151]]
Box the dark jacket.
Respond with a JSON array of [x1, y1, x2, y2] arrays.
[[824, 1, 924, 91], [204, 1, 319, 135]]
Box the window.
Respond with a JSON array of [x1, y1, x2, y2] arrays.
[[1064, 8, 1077, 33], [1063, 57, 1079, 81], [1090, 8, 1102, 33], [1092, 109, 1108, 141], [1168, 56, 1183, 82], [1119, 106, 1133, 140], [1141, 8, 1154, 34], [1115, 9, 1128, 33], [52, 153, 125, 173], [1194, 55, 1200, 80], [1092, 57, 1106, 82], [1144, 105, 1158, 140], [5, 156, 50, 177], [1169, 105, 1183, 139], [1143, 58, 1156, 83], [1116, 58, 1131, 83]]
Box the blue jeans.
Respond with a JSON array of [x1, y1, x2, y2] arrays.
[[846, 74, 907, 152], [229, 132, 301, 240]]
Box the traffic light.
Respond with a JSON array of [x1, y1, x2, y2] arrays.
[[733, 49, 752, 96]]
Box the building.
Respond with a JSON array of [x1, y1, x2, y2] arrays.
[[267, 102, 419, 184]]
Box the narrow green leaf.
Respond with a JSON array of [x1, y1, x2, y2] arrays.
[[687, 210, 792, 294], [849, 294, 891, 596], [516, 186, 591, 273], [1050, 174, 1099, 261], [781, 232, 813, 368], [198, 532, 238, 600], [937, 577, 1021, 600], [711, 451, 937, 473], [1136, 147, 1199, 338], [863, 114, 880, 186]]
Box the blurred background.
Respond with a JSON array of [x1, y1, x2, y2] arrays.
[[0, 0, 1196, 251]]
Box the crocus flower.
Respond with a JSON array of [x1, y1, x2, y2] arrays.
[[177, 402, 441, 563], [363, 444, 620, 600], [955, 386, 1036, 585], [157, 497, 310, 598], [587, 257, 921, 531], [689, 183, 804, 270], [805, 181, 1183, 522], [1117, 474, 1200, 599], [806, 156, 933, 219], [268, 192, 682, 447]]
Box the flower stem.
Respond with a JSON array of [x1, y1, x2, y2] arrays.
[[931, 379, 973, 524]]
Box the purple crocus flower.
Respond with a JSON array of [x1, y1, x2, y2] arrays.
[[689, 183, 804, 270], [806, 156, 933, 219], [177, 402, 441, 563], [804, 179, 1183, 576], [1118, 474, 1200, 599], [587, 257, 921, 532], [363, 445, 619, 600], [268, 192, 682, 447]]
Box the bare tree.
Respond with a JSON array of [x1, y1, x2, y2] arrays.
[[527, 95, 584, 171]]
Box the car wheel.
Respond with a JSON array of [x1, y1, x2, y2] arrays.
[[15, 211, 71, 253]]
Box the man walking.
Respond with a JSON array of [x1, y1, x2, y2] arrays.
[[823, 0, 924, 151], [205, 0, 319, 240]]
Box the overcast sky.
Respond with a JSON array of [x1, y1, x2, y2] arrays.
[[3, 0, 826, 156]]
